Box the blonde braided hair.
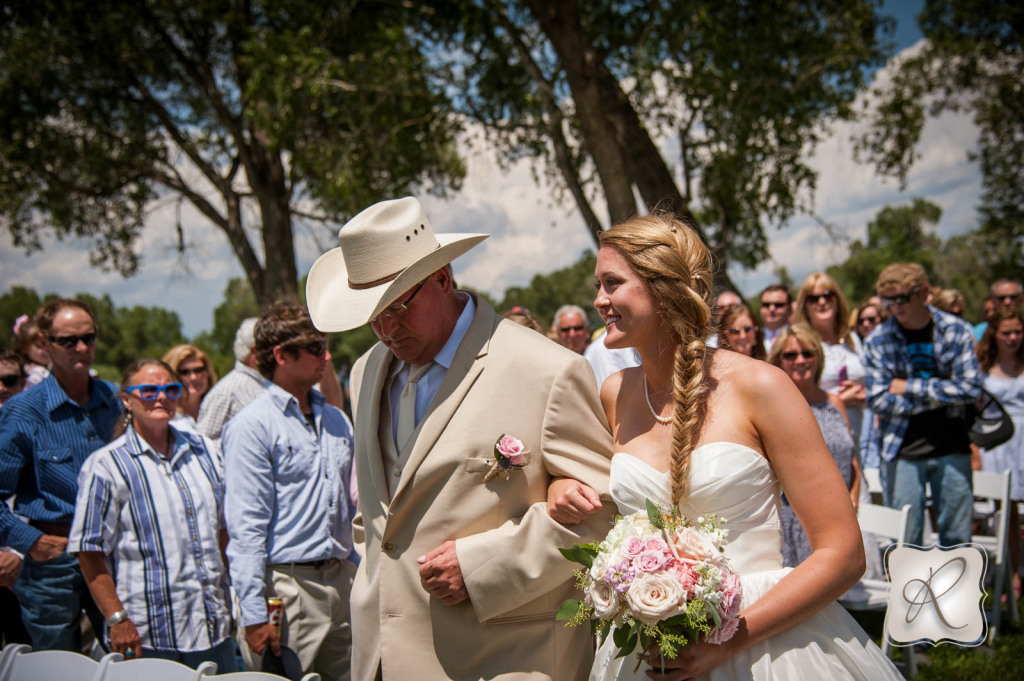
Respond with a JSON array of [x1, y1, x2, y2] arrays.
[[598, 213, 714, 506]]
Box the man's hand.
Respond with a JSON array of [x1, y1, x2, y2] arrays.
[[0, 551, 22, 588], [245, 621, 281, 657], [109, 619, 142, 659], [417, 541, 468, 605], [888, 378, 908, 395], [547, 477, 603, 526], [28, 534, 67, 562]]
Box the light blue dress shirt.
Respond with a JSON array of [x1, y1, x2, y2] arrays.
[[222, 383, 356, 626]]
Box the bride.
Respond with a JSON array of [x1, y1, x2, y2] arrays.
[[549, 214, 901, 680]]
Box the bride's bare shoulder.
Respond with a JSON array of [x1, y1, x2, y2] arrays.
[[709, 350, 794, 398]]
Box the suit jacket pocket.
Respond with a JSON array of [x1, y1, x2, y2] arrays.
[[464, 457, 493, 474], [484, 591, 555, 625]]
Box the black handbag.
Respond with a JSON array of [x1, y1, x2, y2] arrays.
[[968, 388, 1015, 450]]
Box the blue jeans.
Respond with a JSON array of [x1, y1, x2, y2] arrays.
[[881, 453, 973, 547], [13, 553, 104, 652], [143, 637, 238, 672]]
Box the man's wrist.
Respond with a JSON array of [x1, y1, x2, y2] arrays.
[[105, 609, 130, 627]]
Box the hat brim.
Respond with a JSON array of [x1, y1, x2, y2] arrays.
[[307, 233, 489, 333]]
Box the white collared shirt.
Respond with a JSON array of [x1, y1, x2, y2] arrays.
[[388, 292, 476, 440]]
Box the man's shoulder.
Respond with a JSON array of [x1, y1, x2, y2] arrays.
[[227, 389, 277, 427], [490, 318, 572, 366]]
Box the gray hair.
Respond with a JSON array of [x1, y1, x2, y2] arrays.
[[233, 317, 259, 362], [992, 279, 1023, 295], [553, 304, 590, 329]]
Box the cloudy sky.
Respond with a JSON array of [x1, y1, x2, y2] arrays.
[[0, 2, 986, 337]]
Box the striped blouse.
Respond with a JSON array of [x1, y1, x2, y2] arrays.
[[69, 425, 232, 652]]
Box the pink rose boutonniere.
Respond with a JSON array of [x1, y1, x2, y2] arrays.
[[484, 434, 530, 482]]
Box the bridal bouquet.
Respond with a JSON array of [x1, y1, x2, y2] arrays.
[[558, 500, 742, 664]]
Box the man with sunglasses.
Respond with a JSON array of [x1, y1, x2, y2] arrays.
[[0, 299, 121, 650], [305, 197, 613, 681], [223, 304, 356, 680], [862, 263, 982, 548], [759, 284, 792, 353], [974, 279, 1023, 342]]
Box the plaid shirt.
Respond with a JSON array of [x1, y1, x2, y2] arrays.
[[862, 305, 982, 463]]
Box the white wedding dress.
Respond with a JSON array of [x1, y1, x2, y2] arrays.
[[590, 443, 903, 681]]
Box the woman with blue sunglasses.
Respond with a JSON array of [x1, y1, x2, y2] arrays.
[[68, 359, 236, 671]]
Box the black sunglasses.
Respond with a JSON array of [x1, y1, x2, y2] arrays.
[[858, 315, 879, 325], [760, 302, 788, 310], [805, 291, 836, 305], [0, 374, 23, 388], [178, 366, 207, 377], [780, 350, 816, 361], [47, 332, 97, 349], [560, 325, 586, 333], [126, 383, 184, 400], [286, 339, 328, 357], [880, 286, 921, 307]]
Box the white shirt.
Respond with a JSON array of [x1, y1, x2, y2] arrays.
[[583, 330, 640, 389]]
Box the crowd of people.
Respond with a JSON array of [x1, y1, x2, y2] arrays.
[[0, 195, 1020, 680]]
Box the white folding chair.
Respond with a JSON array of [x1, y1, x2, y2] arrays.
[[218, 672, 320, 681], [863, 467, 884, 505], [843, 502, 916, 678], [0, 644, 114, 681], [94, 656, 217, 681], [970, 470, 1020, 642]]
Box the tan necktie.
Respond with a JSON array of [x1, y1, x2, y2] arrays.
[[396, 362, 432, 449]]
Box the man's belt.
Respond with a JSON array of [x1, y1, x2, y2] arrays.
[[29, 519, 72, 537], [272, 558, 338, 569]]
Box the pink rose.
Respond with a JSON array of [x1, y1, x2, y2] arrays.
[[495, 435, 526, 465], [719, 571, 743, 616], [621, 536, 645, 558], [643, 536, 669, 554], [634, 550, 667, 573], [706, 614, 740, 645], [666, 559, 698, 594]]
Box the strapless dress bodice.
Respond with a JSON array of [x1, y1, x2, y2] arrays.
[[610, 443, 783, 575]]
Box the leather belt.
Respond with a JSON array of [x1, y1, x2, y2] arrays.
[[29, 520, 71, 537], [273, 558, 338, 569]]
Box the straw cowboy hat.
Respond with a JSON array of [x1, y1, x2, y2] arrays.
[[306, 197, 489, 332]]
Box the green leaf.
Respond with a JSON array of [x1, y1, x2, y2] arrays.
[[556, 599, 582, 621], [647, 498, 665, 529]]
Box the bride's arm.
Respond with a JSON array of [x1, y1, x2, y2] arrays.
[[649, 361, 865, 680]]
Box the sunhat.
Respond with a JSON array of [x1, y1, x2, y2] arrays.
[[306, 197, 488, 332]]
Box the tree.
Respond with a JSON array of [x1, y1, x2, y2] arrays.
[[426, 0, 890, 283], [0, 0, 464, 306], [0, 286, 45, 348], [497, 250, 598, 329], [857, 0, 1023, 269]]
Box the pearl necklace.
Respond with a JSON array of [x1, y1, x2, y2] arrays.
[[643, 374, 673, 424]]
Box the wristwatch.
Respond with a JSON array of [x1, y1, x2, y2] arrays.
[[105, 610, 129, 627]]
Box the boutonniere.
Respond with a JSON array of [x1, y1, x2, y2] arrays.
[[484, 434, 530, 482]]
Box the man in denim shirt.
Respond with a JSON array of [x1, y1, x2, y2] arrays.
[[224, 304, 356, 680], [863, 263, 982, 547], [0, 299, 121, 650]]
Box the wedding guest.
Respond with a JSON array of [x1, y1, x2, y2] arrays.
[[0, 299, 121, 650], [793, 273, 865, 439], [863, 263, 981, 547], [549, 212, 899, 680], [706, 290, 742, 348], [717, 303, 766, 361], [223, 304, 356, 680], [759, 284, 792, 354], [162, 344, 217, 427], [0, 350, 30, 647], [197, 318, 266, 442], [503, 306, 546, 334], [932, 288, 967, 318], [768, 325, 859, 567], [12, 315, 50, 389], [975, 279, 1023, 341], [975, 295, 999, 341], [851, 298, 888, 351], [975, 307, 1024, 598], [553, 304, 591, 354], [69, 360, 235, 670], [305, 196, 614, 681], [0, 350, 26, 408]]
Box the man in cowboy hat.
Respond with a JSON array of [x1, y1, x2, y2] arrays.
[[306, 197, 614, 681]]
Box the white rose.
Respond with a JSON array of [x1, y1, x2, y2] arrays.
[[587, 579, 621, 620], [590, 551, 612, 579], [625, 572, 685, 626]]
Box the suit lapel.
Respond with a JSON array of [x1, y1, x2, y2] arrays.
[[357, 343, 395, 513], [391, 297, 498, 505]]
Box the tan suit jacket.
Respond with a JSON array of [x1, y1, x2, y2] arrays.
[[349, 296, 614, 681]]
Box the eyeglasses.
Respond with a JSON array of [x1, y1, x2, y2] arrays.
[[857, 316, 879, 325], [880, 287, 920, 307], [0, 374, 23, 388], [372, 279, 428, 323], [727, 326, 755, 336], [560, 325, 586, 333], [760, 302, 788, 310], [780, 350, 816, 361], [285, 339, 328, 357], [805, 291, 836, 305], [125, 383, 183, 400], [178, 366, 207, 377], [47, 332, 97, 349], [997, 293, 1022, 303]]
